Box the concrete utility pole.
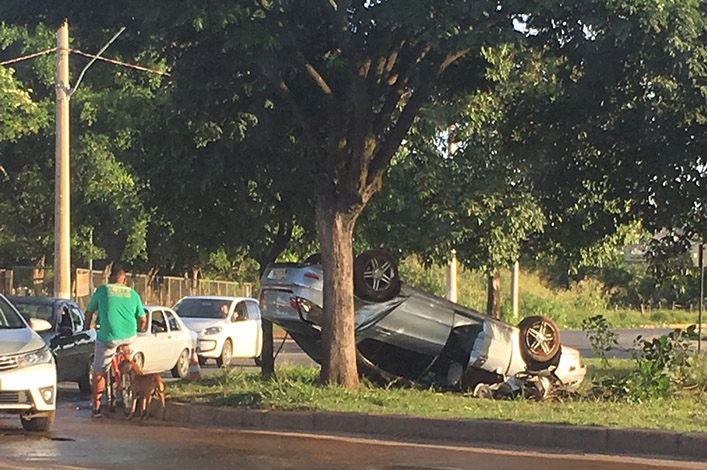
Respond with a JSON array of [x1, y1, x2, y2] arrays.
[[446, 250, 457, 303], [54, 21, 71, 299], [511, 260, 520, 319]]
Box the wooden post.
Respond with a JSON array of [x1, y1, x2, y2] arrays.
[[446, 250, 457, 303], [53, 21, 71, 299], [511, 260, 520, 319]]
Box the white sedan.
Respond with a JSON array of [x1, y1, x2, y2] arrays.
[[129, 306, 197, 378]]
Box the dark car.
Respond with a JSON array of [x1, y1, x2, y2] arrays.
[[8, 296, 95, 393]]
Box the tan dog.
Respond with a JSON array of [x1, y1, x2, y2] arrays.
[[118, 359, 166, 420]]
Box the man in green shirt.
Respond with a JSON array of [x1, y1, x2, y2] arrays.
[[84, 263, 146, 418]]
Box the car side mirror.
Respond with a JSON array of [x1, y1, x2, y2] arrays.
[[29, 318, 52, 333]]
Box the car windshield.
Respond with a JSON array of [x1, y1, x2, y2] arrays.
[[0, 297, 27, 329], [9, 299, 55, 324], [173, 298, 230, 319]]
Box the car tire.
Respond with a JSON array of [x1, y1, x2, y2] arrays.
[[20, 411, 55, 432], [216, 339, 232, 368], [77, 355, 93, 395], [518, 315, 561, 367], [354, 249, 401, 302], [171, 349, 191, 378]]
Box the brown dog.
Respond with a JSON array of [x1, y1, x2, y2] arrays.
[[118, 358, 166, 420]]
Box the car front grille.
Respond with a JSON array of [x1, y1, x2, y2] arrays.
[[0, 391, 30, 404], [0, 356, 19, 372]]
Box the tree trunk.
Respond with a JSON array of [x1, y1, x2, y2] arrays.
[[486, 270, 501, 319], [316, 199, 360, 388]]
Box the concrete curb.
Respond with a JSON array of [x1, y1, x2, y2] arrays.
[[152, 402, 707, 461]]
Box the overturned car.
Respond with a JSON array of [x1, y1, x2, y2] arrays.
[[260, 250, 586, 395]]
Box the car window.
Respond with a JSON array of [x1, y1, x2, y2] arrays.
[[0, 297, 25, 329], [246, 301, 260, 320], [70, 306, 84, 331], [10, 300, 55, 324], [151, 310, 167, 333], [58, 304, 73, 330], [164, 310, 180, 331], [174, 298, 232, 319], [234, 301, 248, 320]]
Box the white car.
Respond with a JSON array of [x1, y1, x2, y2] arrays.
[[173, 296, 263, 367], [0, 293, 57, 432], [129, 306, 197, 378]]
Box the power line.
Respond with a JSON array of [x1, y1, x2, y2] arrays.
[[71, 49, 170, 77], [69, 26, 126, 95], [0, 47, 57, 66]]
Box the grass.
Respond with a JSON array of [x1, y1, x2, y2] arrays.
[[398, 257, 701, 329], [167, 359, 707, 433]]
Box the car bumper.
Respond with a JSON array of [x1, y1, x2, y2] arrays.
[[196, 336, 223, 358], [0, 361, 57, 413]]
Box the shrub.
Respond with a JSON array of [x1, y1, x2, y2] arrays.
[[582, 315, 620, 367]]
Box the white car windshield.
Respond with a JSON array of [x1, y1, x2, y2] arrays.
[[174, 299, 230, 319], [0, 297, 27, 329]]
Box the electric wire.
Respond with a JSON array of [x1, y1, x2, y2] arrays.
[[0, 47, 57, 66], [71, 49, 170, 77]]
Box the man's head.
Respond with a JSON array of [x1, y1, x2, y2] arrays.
[[109, 263, 127, 284]]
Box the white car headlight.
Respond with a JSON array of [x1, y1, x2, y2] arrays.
[[202, 326, 222, 335], [18, 346, 53, 368]]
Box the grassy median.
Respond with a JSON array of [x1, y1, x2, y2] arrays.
[[167, 359, 707, 433]]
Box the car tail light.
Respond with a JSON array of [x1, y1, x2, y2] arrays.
[[304, 272, 319, 280], [289, 297, 300, 310], [259, 292, 265, 309]]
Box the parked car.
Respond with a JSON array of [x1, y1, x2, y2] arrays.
[[173, 296, 263, 367], [129, 305, 197, 378], [0, 293, 57, 432], [260, 250, 586, 392], [8, 295, 95, 394]]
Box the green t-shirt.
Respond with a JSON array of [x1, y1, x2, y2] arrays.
[[87, 283, 145, 342]]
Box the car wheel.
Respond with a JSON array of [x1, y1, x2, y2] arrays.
[[518, 315, 561, 367], [132, 352, 145, 371], [354, 249, 401, 302], [171, 349, 191, 378], [77, 355, 93, 395], [20, 411, 55, 432], [216, 340, 232, 368]]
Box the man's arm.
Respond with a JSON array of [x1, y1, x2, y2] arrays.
[[84, 310, 94, 331], [137, 315, 147, 333]]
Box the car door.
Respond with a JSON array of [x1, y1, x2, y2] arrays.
[[231, 301, 259, 358], [68, 303, 94, 380], [143, 309, 172, 373], [162, 309, 187, 368], [51, 302, 84, 382]]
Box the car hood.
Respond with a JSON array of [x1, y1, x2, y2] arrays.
[[0, 327, 47, 355], [180, 318, 225, 333]]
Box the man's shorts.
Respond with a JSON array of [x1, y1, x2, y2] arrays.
[[93, 336, 137, 373]]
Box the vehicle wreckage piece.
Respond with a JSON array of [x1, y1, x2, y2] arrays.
[[260, 251, 586, 393]]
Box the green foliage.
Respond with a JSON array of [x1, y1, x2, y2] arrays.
[[629, 326, 698, 401], [582, 315, 620, 367]]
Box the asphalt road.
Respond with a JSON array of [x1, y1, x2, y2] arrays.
[[0, 389, 702, 470]]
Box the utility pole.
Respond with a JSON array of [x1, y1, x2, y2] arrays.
[[54, 21, 71, 299], [511, 260, 520, 319]]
